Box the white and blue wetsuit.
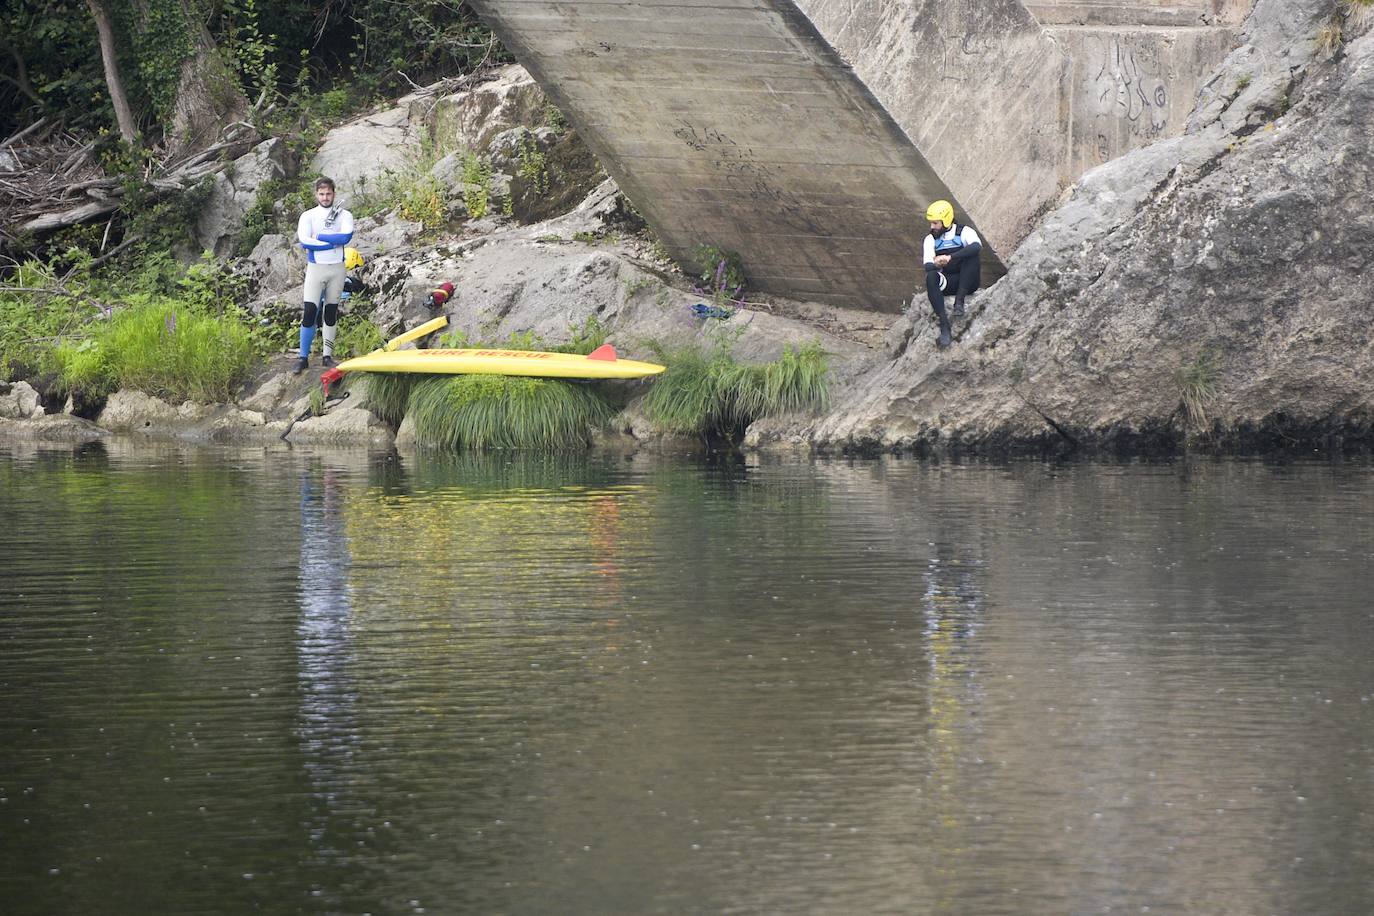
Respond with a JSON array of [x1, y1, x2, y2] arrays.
[[922, 223, 982, 321], [297, 204, 355, 359]]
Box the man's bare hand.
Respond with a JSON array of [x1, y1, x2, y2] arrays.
[[934, 254, 952, 268]]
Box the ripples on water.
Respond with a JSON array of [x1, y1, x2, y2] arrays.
[[1, 441, 1372, 914]]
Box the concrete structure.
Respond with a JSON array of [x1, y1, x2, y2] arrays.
[[468, 0, 1252, 311]]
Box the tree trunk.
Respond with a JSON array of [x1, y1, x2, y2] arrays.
[[164, 0, 248, 158], [1, 35, 44, 109], [84, 0, 140, 145]]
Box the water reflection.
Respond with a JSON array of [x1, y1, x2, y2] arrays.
[[2, 448, 1373, 914], [295, 468, 361, 883]]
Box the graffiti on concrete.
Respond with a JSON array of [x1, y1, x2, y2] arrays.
[[671, 119, 822, 233], [1092, 36, 1169, 134]]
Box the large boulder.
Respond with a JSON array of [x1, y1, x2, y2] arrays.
[[311, 100, 422, 201], [195, 138, 293, 257], [239, 232, 302, 303], [426, 65, 551, 153], [809, 25, 1374, 454], [309, 67, 551, 204], [357, 190, 880, 390], [486, 126, 606, 223]]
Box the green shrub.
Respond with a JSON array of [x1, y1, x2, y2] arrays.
[[437, 329, 473, 349], [335, 314, 385, 358], [462, 153, 493, 218], [550, 315, 609, 355], [691, 245, 747, 297], [0, 261, 91, 377], [644, 339, 829, 442]]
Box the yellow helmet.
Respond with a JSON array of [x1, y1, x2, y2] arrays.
[[925, 200, 955, 228], [345, 247, 364, 270]]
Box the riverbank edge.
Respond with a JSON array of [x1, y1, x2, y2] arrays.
[[6, 369, 1372, 460]]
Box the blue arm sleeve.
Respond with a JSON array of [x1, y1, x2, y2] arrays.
[[299, 240, 334, 251], [317, 232, 354, 245]]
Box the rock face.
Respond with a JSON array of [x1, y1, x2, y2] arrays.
[[809, 9, 1374, 454], [359, 179, 881, 379], [195, 138, 294, 257], [310, 64, 568, 205], [312, 103, 422, 201]]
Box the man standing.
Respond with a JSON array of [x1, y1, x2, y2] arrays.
[[922, 199, 982, 349], [295, 177, 355, 374]]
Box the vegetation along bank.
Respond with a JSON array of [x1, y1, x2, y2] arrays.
[[3, 0, 1372, 455]]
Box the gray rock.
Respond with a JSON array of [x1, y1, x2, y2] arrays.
[[240, 232, 301, 302], [311, 101, 421, 200], [0, 415, 108, 441], [352, 214, 424, 259], [428, 65, 550, 154], [0, 381, 44, 419], [196, 138, 292, 257], [394, 412, 419, 450], [97, 390, 184, 432], [285, 405, 395, 446]]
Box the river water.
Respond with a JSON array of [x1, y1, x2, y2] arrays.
[[1, 441, 1371, 914]]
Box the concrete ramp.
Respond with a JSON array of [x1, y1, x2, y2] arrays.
[[466, 0, 1003, 312]]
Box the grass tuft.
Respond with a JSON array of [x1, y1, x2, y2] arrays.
[[1316, 19, 1343, 55], [644, 339, 829, 442], [1345, 0, 1374, 30], [1175, 352, 1218, 432], [360, 372, 416, 427], [406, 374, 614, 450]]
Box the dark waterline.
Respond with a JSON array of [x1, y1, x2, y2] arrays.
[[2, 440, 1372, 914]]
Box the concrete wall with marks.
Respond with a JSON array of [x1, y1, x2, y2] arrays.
[[468, 0, 1253, 311], [1027, 0, 1251, 26], [793, 0, 1071, 262], [465, 0, 1004, 312], [1056, 25, 1240, 176]]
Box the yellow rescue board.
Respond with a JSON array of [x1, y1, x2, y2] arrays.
[[335, 346, 666, 380]]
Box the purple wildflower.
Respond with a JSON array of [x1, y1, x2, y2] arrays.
[[165, 312, 177, 335]]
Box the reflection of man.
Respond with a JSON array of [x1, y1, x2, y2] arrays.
[[296, 469, 358, 850], [295, 178, 355, 374]]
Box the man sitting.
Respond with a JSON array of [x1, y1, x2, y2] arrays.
[[922, 199, 982, 349]]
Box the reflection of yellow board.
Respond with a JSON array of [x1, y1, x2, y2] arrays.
[[336, 346, 665, 380]]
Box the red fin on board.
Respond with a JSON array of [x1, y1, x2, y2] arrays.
[[587, 344, 618, 362]]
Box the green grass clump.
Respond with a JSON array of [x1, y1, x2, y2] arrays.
[[407, 374, 614, 450], [549, 315, 609, 355], [644, 340, 829, 442], [51, 296, 261, 402], [360, 372, 416, 426], [1175, 352, 1218, 431]]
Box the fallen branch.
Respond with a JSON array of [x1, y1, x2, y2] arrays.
[[20, 199, 121, 234], [2, 116, 51, 149]]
